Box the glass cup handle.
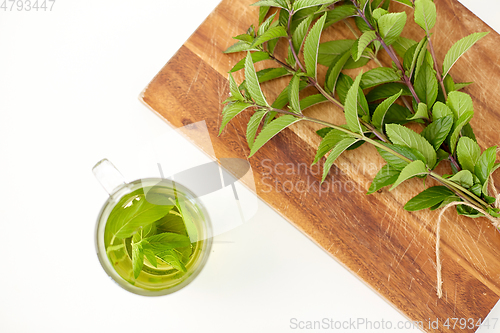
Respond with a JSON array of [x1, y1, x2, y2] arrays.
[[92, 159, 126, 195]]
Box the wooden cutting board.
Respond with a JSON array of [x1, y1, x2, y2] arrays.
[[141, 1, 500, 331]]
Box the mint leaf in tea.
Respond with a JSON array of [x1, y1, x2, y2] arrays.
[[104, 185, 204, 290]]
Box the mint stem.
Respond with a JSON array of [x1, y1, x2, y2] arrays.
[[351, 0, 421, 104], [427, 32, 448, 100], [287, 10, 307, 73]]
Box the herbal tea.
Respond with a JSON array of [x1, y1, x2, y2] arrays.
[[102, 182, 209, 292]]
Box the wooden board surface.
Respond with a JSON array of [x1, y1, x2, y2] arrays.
[[141, 1, 500, 331]]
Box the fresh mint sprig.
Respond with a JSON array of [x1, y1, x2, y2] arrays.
[[221, 0, 500, 298], [222, 0, 499, 221]]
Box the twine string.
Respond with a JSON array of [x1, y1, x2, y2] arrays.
[[435, 167, 500, 298]]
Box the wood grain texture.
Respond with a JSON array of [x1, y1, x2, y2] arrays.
[[141, 1, 500, 331]]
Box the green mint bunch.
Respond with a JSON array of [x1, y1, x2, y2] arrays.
[[220, 0, 499, 221]]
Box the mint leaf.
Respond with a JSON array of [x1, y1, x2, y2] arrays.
[[247, 110, 267, 149], [357, 0, 369, 11], [483, 163, 500, 196], [292, 16, 313, 55], [413, 41, 429, 81], [392, 37, 417, 58], [258, 12, 277, 36], [316, 127, 333, 138], [251, 0, 288, 10], [229, 51, 271, 73], [256, 67, 291, 83], [270, 80, 308, 111], [386, 124, 437, 167], [293, 0, 335, 11], [457, 137, 481, 173], [456, 204, 483, 218], [300, 94, 327, 110], [367, 165, 400, 194], [132, 241, 144, 279], [106, 194, 144, 240], [432, 102, 453, 119], [383, 104, 412, 125], [449, 111, 474, 154], [378, 12, 407, 45], [244, 52, 269, 106], [407, 103, 429, 121], [392, 0, 413, 7], [443, 72, 455, 93], [366, 83, 411, 102], [376, 144, 425, 170], [372, 8, 388, 21], [446, 91, 473, 120], [430, 195, 461, 211], [157, 249, 187, 272], [143, 247, 158, 268], [461, 123, 476, 142], [475, 146, 497, 185], [344, 72, 364, 134], [303, 13, 327, 79], [228, 74, 244, 102], [313, 129, 349, 164], [347, 42, 373, 70], [144, 232, 191, 252], [220, 102, 253, 135], [354, 31, 377, 62], [442, 32, 489, 78], [372, 90, 403, 130], [414, 61, 438, 108], [325, 51, 351, 94], [156, 212, 188, 235], [113, 202, 173, 240], [106, 244, 125, 255], [421, 115, 453, 150], [175, 196, 199, 243], [288, 74, 301, 114], [404, 37, 427, 79], [336, 73, 352, 104], [325, 5, 358, 28], [259, 6, 271, 25], [252, 26, 287, 48], [250, 115, 302, 157], [403, 44, 419, 73], [337, 73, 370, 117], [449, 170, 474, 188], [322, 138, 360, 182], [318, 40, 354, 66], [224, 41, 256, 54], [390, 160, 428, 190], [233, 34, 254, 43], [325, 4, 358, 28], [414, 0, 436, 32], [455, 82, 473, 91], [138, 222, 156, 240], [404, 186, 454, 211], [360, 67, 400, 89]]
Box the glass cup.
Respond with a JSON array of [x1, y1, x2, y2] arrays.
[[93, 159, 213, 296]]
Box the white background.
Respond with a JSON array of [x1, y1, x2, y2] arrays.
[[0, 0, 499, 332]]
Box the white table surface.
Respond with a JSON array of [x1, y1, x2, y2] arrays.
[[1, 1, 499, 332]]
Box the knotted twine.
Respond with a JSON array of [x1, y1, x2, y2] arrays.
[[435, 152, 500, 298]]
